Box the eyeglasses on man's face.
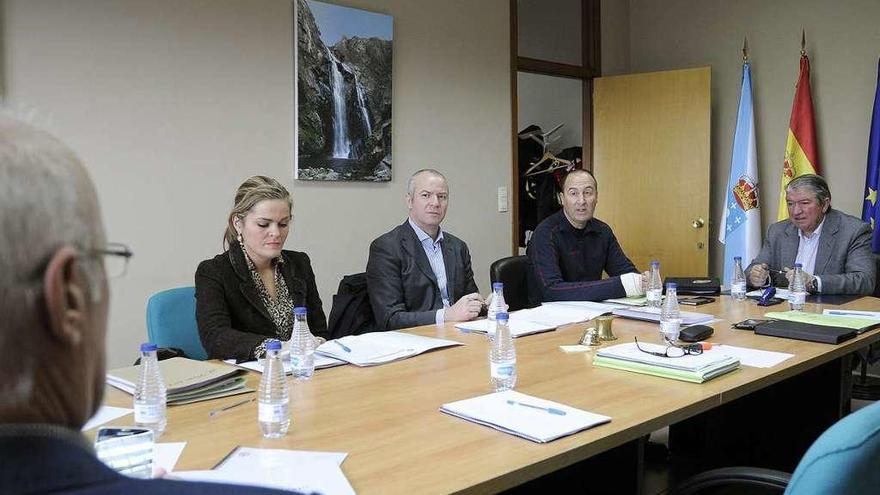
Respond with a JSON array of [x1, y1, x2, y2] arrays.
[[634, 336, 703, 358], [90, 242, 133, 278]]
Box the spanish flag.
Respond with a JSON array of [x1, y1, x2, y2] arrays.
[[777, 53, 821, 220]]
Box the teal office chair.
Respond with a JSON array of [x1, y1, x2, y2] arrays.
[[671, 400, 880, 494], [145, 286, 208, 361]]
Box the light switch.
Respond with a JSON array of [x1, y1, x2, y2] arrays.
[[497, 186, 508, 212]]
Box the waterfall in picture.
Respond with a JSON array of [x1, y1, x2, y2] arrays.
[[353, 73, 372, 137], [327, 50, 350, 158]]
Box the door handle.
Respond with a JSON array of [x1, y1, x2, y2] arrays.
[[691, 218, 705, 229]]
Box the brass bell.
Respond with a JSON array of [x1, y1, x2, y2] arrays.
[[596, 315, 617, 341], [579, 327, 602, 346]]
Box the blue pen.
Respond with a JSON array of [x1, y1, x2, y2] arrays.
[[334, 340, 352, 353], [506, 399, 567, 416]]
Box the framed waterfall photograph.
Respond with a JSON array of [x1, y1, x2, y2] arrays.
[[294, 0, 393, 181]]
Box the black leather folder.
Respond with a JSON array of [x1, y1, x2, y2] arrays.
[[755, 320, 857, 344], [664, 277, 721, 295]]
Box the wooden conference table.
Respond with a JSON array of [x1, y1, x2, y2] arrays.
[[102, 296, 880, 494]]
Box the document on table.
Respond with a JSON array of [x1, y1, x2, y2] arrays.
[[823, 309, 880, 320], [747, 288, 791, 299], [316, 331, 463, 366], [82, 406, 133, 431], [175, 447, 353, 495], [511, 302, 615, 327], [711, 345, 794, 368], [440, 390, 611, 443], [155, 442, 186, 473], [612, 306, 715, 325], [225, 353, 347, 374], [455, 318, 554, 338], [602, 296, 649, 306]]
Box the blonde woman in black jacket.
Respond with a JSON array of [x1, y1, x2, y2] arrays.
[[195, 176, 327, 361]]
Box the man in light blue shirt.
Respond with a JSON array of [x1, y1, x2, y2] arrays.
[[747, 174, 875, 295], [367, 169, 484, 331]]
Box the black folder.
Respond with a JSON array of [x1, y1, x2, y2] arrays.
[[754, 320, 857, 344], [664, 277, 721, 296]]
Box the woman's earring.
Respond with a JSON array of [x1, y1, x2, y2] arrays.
[[237, 232, 243, 244]]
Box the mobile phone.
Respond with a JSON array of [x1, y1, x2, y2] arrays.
[[679, 296, 715, 306], [733, 318, 771, 330], [94, 427, 154, 479]]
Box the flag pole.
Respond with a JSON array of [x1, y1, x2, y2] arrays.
[[801, 29, 806, 56], [742, 36, 748, 63]]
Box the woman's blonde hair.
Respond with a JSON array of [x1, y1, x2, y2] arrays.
[[224, 176, 292, 248]]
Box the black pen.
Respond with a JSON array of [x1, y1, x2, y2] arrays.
[[209, 397, 255, 417]]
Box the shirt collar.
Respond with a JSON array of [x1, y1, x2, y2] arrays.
[[799, 217, 825, 241], [408, 217, 444, 245], [559, 210, 598, 235]]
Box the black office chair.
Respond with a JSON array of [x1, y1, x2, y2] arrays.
[[489, 255, 530, 312], [670, 400, 880, 495]]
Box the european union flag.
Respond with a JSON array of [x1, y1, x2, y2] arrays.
[[862, 58, 880, 253]]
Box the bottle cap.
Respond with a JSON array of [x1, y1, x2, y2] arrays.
[[651, 260, 659, 266], [492, 282, 503, 290], [293, 307, 307, 315], [734, 256, 741, 261], [794, 263, 803, 268], [140, 343, 157, 352], [666, 282, 677, 289], [266, 340, 282, 351], [496, 312, 509, 321]]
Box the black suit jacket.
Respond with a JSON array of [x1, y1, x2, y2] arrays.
[[195, 241, 327, 361], [366, 220, 479, 331], [0, 424, 292, 494]]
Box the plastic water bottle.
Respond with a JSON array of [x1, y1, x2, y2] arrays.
[[134, 343, 167, 438], [487, 282, 506, 321], [489, 312, 517, 391], [290, 306, 315, 380], [258, 340, 290, 438], [731, 256, 747, 301], [789, 263, 807, 311], [646, 261, 663, 309], [660, 282, 681, 343]]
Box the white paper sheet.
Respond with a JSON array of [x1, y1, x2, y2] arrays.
[[316, 331, 462, 366], [216, 447, 347, 469], [710, 345, 794, 368], [823, 309, 880, 320], [81, 406, 133, 431], [440, 390, 611, 443], [176, 458, 354, 495], [155, 442, 186, 473], [747, 288, 791, 299], [225, 353, 346, 374], [455, 318, 554, 337]]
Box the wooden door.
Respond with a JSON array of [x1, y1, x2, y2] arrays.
[[593, 67, 710, 276]]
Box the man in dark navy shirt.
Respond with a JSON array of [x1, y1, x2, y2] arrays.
[[527, 169, 646, 305]]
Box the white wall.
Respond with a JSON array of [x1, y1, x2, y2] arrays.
[[602, 0, 880, 279], [3, 0, 512, 367]]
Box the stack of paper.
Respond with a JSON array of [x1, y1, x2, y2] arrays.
[[455, 301, 616, 338], [175, 448, 354, 495], [107, 358, 251, 405], [225, 353, 346, 374], [315, 331, 463, 366], [747, 288, 792, 299], [440, 390, 611, 443], [766, 310, 880, 334], [612, 307, 715, 325], [594, 342, 740, 383], [602, 296, 650, 306]]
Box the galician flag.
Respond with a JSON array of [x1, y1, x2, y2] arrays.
[[719, 61, 761, 286], [777, 52, 821, 220], [861, 58, 880, 253]]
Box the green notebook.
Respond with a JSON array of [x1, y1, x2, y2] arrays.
[[763, 311, 880, 332]]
